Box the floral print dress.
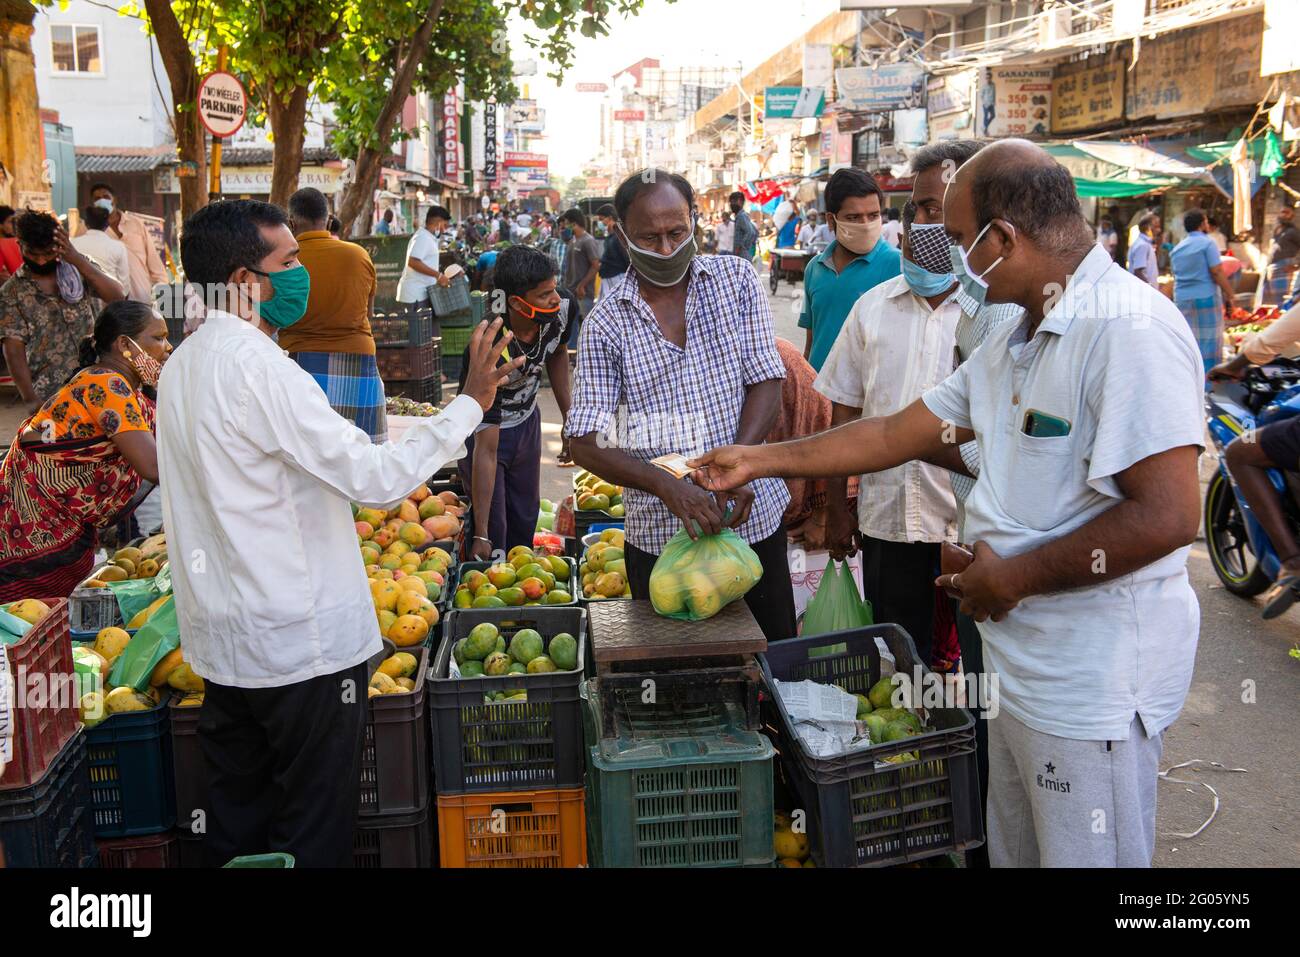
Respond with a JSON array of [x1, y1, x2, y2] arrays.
[[0, 368, 155, 600]]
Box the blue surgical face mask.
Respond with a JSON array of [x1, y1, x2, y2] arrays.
[[902, 257, 956, 297], [949, 220, 1010, 315], [94, 198, 114, 213], [561, 227, 574, 242]]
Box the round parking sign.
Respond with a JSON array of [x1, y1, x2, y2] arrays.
[[197, 71, 247, 138]]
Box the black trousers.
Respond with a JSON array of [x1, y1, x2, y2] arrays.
[[859, 536, 940, 670], [624, 526, 797, 643], [956, 609, 991, 868], [458, 407, 542, 557], [197, 660, 369, 868]]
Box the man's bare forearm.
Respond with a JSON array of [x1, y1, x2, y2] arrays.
[[736, 378, 781, 445], [743, 399, 971, 482], [3, 339, 36, 402], [1001, 495, 1197, 601]]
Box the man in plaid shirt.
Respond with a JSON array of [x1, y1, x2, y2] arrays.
[[565, 169, 796, 641]]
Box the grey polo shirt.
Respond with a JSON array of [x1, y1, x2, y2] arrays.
[[922, 244, 1205, 741]]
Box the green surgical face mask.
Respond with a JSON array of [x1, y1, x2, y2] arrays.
[[618, 222, 697, 287], [249, 264, 311, 328]]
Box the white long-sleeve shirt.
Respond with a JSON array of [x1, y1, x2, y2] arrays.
[[157, 310, 482, 688]]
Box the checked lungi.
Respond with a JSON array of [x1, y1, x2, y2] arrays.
[[1175, 293, 1223, 375], [290, 351, 388, 443], [1264, 259, 1297, 305]]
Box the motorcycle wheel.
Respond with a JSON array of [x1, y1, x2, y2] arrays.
[[1205, 470, 1271, 596]]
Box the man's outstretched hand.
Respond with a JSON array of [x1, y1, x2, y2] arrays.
[[462, 318, 523, 412], [689, 444, 761, 493]]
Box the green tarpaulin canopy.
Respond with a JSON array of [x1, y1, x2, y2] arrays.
[[1043, 143, 1189, 198]]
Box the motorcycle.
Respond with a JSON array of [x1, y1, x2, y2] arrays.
[[1204, 357, 1300, 597]]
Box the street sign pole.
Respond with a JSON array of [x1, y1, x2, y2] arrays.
[[208, 47, 228, 201]]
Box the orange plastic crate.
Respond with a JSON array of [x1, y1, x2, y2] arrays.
[[437, 787, 586, 868]]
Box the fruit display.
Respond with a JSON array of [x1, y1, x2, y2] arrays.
[[0, 598, 50, 642], [449, 620, 580, 702], [81, 535, 168, 587], [451, 546, 573, 608], [353, 484, 466, 552], [535, 497, 556, 532], [573, 468, 625, 518], [368, 650, 420, 698], [844, 677, 924, 761], [774, 811, 814, 868], [76, 624, 199, 729], [385, 397, 441, 417], [579, 528, 631, 600]]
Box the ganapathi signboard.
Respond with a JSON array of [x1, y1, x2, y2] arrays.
[[1051, 54, 1124, 134], [978, 67, 1052, 138], [197, 71, 247, 138]]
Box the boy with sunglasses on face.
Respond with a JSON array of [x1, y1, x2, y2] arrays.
[[459, 245, 576, 560]]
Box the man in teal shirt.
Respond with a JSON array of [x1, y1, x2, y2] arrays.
[[798, 168, 901, 370]]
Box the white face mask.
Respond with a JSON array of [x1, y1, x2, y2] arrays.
[[949, 220, 1012, 315]]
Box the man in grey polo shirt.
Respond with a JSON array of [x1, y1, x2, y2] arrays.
[[691, 140, 1205, 867]]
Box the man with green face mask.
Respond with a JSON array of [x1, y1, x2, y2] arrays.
[[156, 199, 522, 867], [566, 169, 797, 642]]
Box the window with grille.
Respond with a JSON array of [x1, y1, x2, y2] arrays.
[[50, 24, 102, 75]]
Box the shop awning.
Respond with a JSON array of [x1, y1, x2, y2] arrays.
[[1043, 141, 1216, 199], [75, 146, 176, 174]]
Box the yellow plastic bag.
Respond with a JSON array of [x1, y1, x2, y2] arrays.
[[648, 527, 763, 621]]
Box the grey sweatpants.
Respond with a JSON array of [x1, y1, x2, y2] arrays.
[[987, 710, 1164, 867]]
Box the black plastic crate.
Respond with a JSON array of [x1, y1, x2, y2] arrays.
[[168, 696, 204, 834], [428, 275, 472, 316], [384, 375, 442, 405], [361, 646, 431, 816], [372, 309, 435, 347], [377, 338, 441, 382], [353, 804, 435, 868], [0, 730, 96, 868], [759, 625, 983, 868], [430, 606, 587, 794], [86, 696, 176, 838]]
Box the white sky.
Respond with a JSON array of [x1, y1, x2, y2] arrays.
[[508, 0, 839, 177]]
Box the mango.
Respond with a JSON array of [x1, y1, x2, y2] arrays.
[[7, 598, 51, 623], [149, 648, 184, 687], [166, 662, 205, 693], [99, 565, 129, 583], [370, 579, 401, 612], [868, 677, 897, 711], [486, 564, 517, 588], [418, 497, 445, 519], [376, 610, 397, 637], [80, 691, 107, 728], [377, 655, 405, 679], [548, 633, 578, 671], [508, 629, 544, 665], [462, 570, 489, 594], [356, 507, 387, 528], [472, 595, 506, 608], [543, 590, 572, 604], [526, 655, 557, 674], [546, 556, 570, 581], [595, 571, 626, 599], [497, 587, 526, 606], [388, 614, 429, 647], [649, 571, 683, 614], [105, 686, 153, 714], [398, 500, 421, 524], [370, 672, 398, 694], [392, 652, 418, 678], [484, 652, 511, 676], [93, 626, 132, 664], [399, 522, 427, 547], [463, 623, 499, 660]]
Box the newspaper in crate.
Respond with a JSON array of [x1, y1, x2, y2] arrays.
[[775, 678, 869, 757], [0, 643, 11, 765]]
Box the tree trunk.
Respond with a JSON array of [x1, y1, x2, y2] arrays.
[[336, 0, 446, 235], [268, 85, 309, 209], [142, 0, 207, 219]]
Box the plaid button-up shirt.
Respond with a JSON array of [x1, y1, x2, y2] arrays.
[[565, 255, 789, 554]]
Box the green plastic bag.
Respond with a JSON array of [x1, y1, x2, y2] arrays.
[[801, 561, 873, 645], [107, 595, 179, 691], [107, 564, 172, 625], [648, 526, 763, 621]]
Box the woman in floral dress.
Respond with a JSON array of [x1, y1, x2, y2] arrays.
[[0, 300, 171, 600]]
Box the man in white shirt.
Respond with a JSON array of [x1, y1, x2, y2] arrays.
[[396, 205, 452, 313], [71, 203, 131, 297], [880, 207, 903, 247], [88, 183, 168, 302], [796, 213, 816, 249], [157, 199, 520, 867], [694, 141, 1204, 868], [814, 141, 976, 668]]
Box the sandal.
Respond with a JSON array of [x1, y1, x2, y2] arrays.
[[1261, 575, 1300, 619]]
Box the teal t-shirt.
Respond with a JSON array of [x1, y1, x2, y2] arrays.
[[1170, 231, 1222, 301], [798, 238, 902, 370]]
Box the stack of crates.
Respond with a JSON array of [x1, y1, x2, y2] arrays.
[[0, 598, 97, 867], [428, 606, 588, 867], [581, 679, 775, 868], [167, 646, 438, 868], [372, 308, 442, 405]]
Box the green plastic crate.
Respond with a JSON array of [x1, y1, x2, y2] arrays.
[[224, 852, 295, 868], [582, 681, 774, 868]]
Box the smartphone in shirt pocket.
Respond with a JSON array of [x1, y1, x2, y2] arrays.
[[1023, 408, 1072, 438]]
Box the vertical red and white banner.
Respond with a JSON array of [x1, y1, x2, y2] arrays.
[[443, 90, 460, 179]]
